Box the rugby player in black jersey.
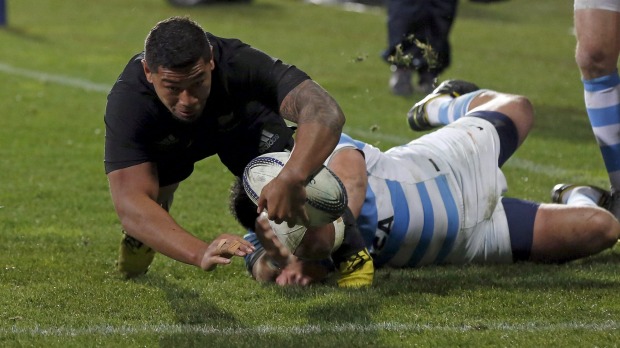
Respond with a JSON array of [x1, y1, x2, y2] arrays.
[[104, 16, 372, 286]]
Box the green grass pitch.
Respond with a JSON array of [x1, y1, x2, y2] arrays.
[[0, 0, 619, 346]]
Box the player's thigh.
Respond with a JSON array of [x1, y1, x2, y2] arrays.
[[530, 203, 618, 262]]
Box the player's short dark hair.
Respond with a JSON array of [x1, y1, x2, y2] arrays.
[[144, 16, 213, 72], [229, 177, 259, 231]]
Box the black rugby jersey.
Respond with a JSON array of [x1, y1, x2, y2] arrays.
[[104, 33, 309, 185]]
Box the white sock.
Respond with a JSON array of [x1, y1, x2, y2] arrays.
[[583, 72, 620, 191], [425, 90, 485, 127], [425, 96, 452, 126], [565, 186, 603, 207]]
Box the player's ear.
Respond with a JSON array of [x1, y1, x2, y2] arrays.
[[141, 59, 154, 83]]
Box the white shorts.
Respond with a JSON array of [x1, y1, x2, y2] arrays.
[[575, 0, 620, 12], [412, 117, 513, 264]]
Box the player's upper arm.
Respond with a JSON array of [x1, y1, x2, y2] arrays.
[[107, 162, 160, 214], [326, 148, 367, 218]]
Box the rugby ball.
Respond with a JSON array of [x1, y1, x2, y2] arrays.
[[242, 152, 348, 227]]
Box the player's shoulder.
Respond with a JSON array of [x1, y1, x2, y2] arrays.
[[207, 32, 247, 46], [337, 133, 366, 150], [109, 52, 152, 95], [208, 33, 252, 61]]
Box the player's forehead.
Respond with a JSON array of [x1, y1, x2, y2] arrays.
[[156, 59, 209, 83]]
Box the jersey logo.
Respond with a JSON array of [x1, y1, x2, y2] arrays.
[[154, 134, 193, 150], [156, 134, 179, 146], [428, 158, 440, 172], [258, 129, 280, 154]]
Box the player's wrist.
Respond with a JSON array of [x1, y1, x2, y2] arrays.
[[278, 164, 309, 186]]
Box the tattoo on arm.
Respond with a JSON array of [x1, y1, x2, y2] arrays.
[[280, 80, 345, 133]]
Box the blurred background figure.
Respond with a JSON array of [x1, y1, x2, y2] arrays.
[[382, 0, 458, 97]]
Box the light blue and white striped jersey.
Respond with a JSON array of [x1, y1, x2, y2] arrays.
[[334, 133, 464, 268]]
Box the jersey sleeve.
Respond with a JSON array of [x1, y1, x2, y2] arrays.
[[243, 231, 266, 274], [104, 90, 156, 173], [103, 54, 171, 174], [324, 133, 366, 165]]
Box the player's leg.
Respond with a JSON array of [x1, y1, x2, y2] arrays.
[[408, 82, 534, 148], [530, 204, 619, 263], [422, 0, 458, 89], [551, 183, 611, 208], [574, 3, 620, 197], [467, 91, 534, 149], [407, 79, 481, 130], [575, 3, 620, 79], [504, 195, 619, 264], [383, 0, 424, 96], [409, 83, 533, 166], [117, 183, 178, 278]]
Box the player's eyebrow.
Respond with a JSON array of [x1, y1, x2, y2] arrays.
[[161, 69, 207, 84]]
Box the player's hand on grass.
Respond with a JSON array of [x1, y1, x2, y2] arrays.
[[200, 234, 255, 271], [275, 261, 313, 287], [257, 167, 309, 228]]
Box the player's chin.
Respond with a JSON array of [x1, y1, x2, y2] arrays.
[[172, 111, 201, 123]]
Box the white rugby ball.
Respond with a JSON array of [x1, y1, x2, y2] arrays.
[[242, 152, 348, 227]]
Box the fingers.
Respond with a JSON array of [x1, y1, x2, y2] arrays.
[[287, 209, 309, 228], [256, 211, 272, 233], [216, 239, 244, 256], [264, 205, 309, 227], [216, 239, 254, 256], [200, 235, 255, 271], [200, 254, 232, 272], [257, 179, 309, 226], [256, 195, 267, 215], [275, 270, 311, 286]]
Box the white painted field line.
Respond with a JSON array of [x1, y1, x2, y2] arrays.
[[2, 321, 618, 337], [0, 61, 596, 182], [0, 62, 110, 93]]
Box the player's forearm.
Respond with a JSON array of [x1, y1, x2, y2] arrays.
[[327, 148, 368, 218], [254, 213, 292, 264], [116, 198, 208, 268], [280, 80, 345, 129], [286, 122, 341, 181], [280, 80, 344, 180]]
